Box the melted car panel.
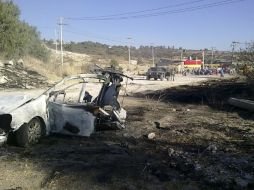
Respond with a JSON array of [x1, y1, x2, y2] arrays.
[[0, 68, 132, 145]]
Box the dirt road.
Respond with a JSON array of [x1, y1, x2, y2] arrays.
[[125, 75, 218, 94], [0, 76, 253, 190], [0, 75, 213, 97]]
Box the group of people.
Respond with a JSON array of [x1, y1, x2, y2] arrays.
[[180, 66, 236, 77]]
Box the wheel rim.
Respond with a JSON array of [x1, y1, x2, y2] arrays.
[[28, 118, 42, 144]]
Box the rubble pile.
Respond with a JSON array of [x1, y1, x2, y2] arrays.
[[0, 59, 48, 89]]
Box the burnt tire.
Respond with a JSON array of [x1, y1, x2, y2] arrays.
[[15, 117, 43, 147]]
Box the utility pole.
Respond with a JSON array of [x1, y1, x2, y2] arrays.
[[180, 49, 184, 70], [211, 47, 216, 64], [58, 17, 67, 67], [60, 17, 63, 67], [151, 44, 155, 67], [127, 37, 132, 67], [231, 41, 239, 64]]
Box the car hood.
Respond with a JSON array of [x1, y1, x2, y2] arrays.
[[0, 95, 33, 114]]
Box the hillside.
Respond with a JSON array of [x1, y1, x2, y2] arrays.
[[45, 40, 232, 64], [47, 48, 150, 76]]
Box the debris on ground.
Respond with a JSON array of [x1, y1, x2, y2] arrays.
[[0, 60, 48, 89], [147, 132, 156, 140], [206, 144, 218, 154], [0, 78, 253, 189]]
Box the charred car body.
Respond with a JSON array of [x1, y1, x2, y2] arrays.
[[0, 68, 132, 147]]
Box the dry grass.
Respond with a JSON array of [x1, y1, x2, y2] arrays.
[[23, 54, 93, 83], [23, 56, 61, 83], [22, 49, 151, 85]]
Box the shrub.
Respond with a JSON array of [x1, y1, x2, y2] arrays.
[[0, 1, 49, 61]]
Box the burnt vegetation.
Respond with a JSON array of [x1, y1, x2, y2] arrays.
[[146, 78, 253, 111]]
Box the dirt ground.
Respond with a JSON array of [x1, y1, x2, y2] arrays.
[[0, 76, 254, 190]]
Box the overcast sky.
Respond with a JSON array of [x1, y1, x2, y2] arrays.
[[13, 0, 254, 50]]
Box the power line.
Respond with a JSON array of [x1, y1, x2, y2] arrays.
[[92, 0, 245, 20], [66, 0, 245, 21], [66, 0, 207, 19]]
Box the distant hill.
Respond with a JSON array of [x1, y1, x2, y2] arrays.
[[44, 40, 232, 64]]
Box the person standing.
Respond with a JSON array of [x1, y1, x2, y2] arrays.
[[170, 68, 175, 81], [220, 68, 224, 77]]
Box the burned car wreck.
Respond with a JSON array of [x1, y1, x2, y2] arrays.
[[0, 68, 132, 147]]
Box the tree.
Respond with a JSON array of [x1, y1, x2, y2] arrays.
[[237, 43, 254, 64], [0, 1, 49, 61], [236, 42, 254, 88], [0, 1, 20, 58]]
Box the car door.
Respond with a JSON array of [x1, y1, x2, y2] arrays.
[[47, 79, 102, 136], [48, 101, 95, 136]]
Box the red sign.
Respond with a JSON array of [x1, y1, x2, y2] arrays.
[[184, 60, 202, 65]]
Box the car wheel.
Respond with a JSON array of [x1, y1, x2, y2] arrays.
[[15, 117, 43, 147], [154, 77, 158, 80]]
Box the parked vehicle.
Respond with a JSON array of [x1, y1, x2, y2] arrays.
[[0, 68, 132, 147], [146, 67, 170, 81]]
